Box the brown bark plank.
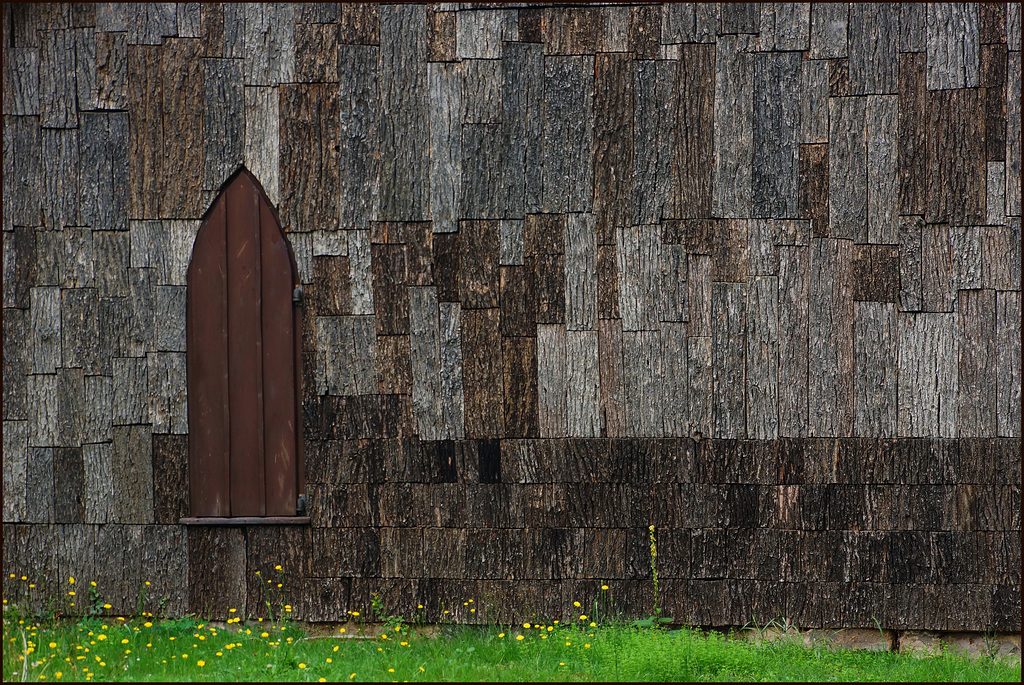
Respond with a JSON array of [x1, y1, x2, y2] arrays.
[[427, 9, 456, 62], [153, 434, 189, 524], [598, 319, 625, 437], [279, 83, 341, 232], [957, 290, 997, 438], [460, 220, 500, 310], [371, 244, 409, 335], [339, 4, 379, 45], [921, 223, 953, 312], [295, 22, 338, 82], [503, 336, 539, 438], [853, 303, 898, 438], [537, 323, 567, 437], [463, 308, 503, 438], [898, 53, 927, 216], [675, 44, 714, 219], [162, 38, 204, 218], [187, 526, 246, 619], [852, 244, 899, 303], [500, 265, 535, 338], [926, 88, 986, 225], [593, 52, 633, 242], [898, 313, 959, 437], [712, 283, 746, 438], [799, 143, 829, 237]]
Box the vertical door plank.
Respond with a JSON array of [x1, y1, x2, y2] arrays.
[[226, 174, 265, 516], [187, 197, 230, 517], [260, 194, 297, 516]]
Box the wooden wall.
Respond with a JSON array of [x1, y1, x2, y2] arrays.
[[2, 3, 1020, 631]]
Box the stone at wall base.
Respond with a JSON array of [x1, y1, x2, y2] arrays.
[[900, 630, 1021, 663]]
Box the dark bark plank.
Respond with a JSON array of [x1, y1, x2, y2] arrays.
[[674, 44, 714, 219], [1008, 52, 1021, 217], [778, 246, 809, 437], [809, 3, 848, 58], [187, 527, 246, 619], [295, 22, 338, 82], [633, 58, 673, 226], [898, 53, 927, 216], [503, 336, 538, 438], [3, 116, 42, 229], [162, 38, 204, 218], [542, 6, 606, 55], [462, 308, 503, 438], [460, 220, 500, 310], [461, 124, 503, 219], [3, 311, 30, 421], [339, 4, 379, 45], [852, 244, 899, 303], [898, 216, 923, 312], [712, 35, 753, 217], [371, 243, 409, 335], [800, 59, 828, 144], [499, 265, 535, 338], [111, 424, 153, 522], [39, 29, 77, 128], [279, 83, 341, 232], [501, 41, 543, 217], [27, 374, 58, 447], [808, 238, 854, 437], [746, 276, 778, 439], [3, 47, 40, 115], [80, 112, 129, 231], [593, 52, 633, 242], [980, 44, 1006, 162], [687, 254, 711, 338], [379, 5, 428, 221], [541, 55, 594, 213], [758, 3, 809, 52], [598, 319, 625, 437], [926, 88, 987, 226], [752, 51, 801, 219], [153, 434, 189, 524], [339, 45, 380, 229], [798, 143, 829, 238], [128, 45, 163, 218], [427, 9, 456, 62]]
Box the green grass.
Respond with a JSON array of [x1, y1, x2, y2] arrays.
[[4, 611, 1020, 682]]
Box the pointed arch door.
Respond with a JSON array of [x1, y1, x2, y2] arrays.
[[186, 168, 304, 517]]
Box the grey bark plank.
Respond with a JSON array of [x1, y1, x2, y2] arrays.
[[462, 308, 503, 438], [712, 35, 753, 217], [537, 323, 567, 437], [921, 224, 953, 312], [2, 421, 27, 521], [809, 2, 849, 59], [3, 115, 41, 228], [61, 228, 92, 288], [111, 425, 153, 523], [752, 51, 801, 219], [986, 162, 1005, 227], [339, 45, 380, 228], [598, 318, 625, 438], [500, 220, 524, 266], [687, 254, 712, 338], [112, 356, 148, 425], [808, 238, 854, 437], [957, 290, 997, 438], [746, 276, 779, 439], [758, 3, 810, 52], [241, 3, 294, 85], [1010, 3, 1021, 51], [81, 443, 112, 523], [661, 321, 688, 438], [778, 245, 809, 437], [316, 316, 377, 396], [899, 3, 926, 52], [127, 267, 155, 356], [295, 22, 338, 82], [27, 374, 58, 447], [694, 4, 720, 43], [3, 48, 39, 115], [463, 58, 502, 124], [148, 351, 187, 434], [593, 52, 633, 241], [127, 45, 163, 218], [897, 313, 958, 437], [926, 4, 979, 90], [3, 310, 29, 420], [349, 230, 374, 314], [675, 44, 715, 219], [623, 329, 662, 437], [712, 282, 746, 439], [92, 231, 129, 297], [720, 3, 759, 34], [457, 8, 517, 59], [866, 95, 899, 243], [34, 231, 62, 286], [409, 286, 441, 441], [57, 368, 84, 448], [898, 215, 924, 312], [616, 225, 661, 332], [428, 62, 461, 233], [39, 29, 77, 128], [201, 58, 243, 192], [926, 88, 986, 225], [898, 53, 926, 216], [542, 55, 594, 214], [161, 38, 204, 219], [564, 213, 597, 331], [501, 41, 543, 218], [154, 286, 186, 352], [660, 243, 689, 322], [983, 222, 1021, 290], [380, 4, 429, 222], [127, 3, 177, 45], [178, 3, 201, 37], [633, 59, 675, 225], [848, 4, 898, 95], [461, 124, 503, 219], [439, 301, 465, 440], [799, 59, 828, 144], [80, 112, 129, 231], [96, 31, 127, 109], [687, 335, 712, 439], [242, 86, 280, 207], [61, 287, 101, 375], [711, 219, 748, 282], [280, 84, 341, 232], [662, 3, 694, 43], [996, 291, 1021, 437], [82, 375, 111, 444], [828, 96, 867, 241], [949, 226, 982, 290], [30, 287, 61, 374], [853, 302, 897, 437], [1008, 52, 1021, 216], [24, 446, 53, 523], [566, 330, 600, 437], [747, 220, 777, 276]]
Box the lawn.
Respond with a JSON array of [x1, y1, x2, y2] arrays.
[[4, 611, 1020, 682]]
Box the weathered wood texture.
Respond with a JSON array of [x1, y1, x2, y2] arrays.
[[1, 3, 1017, 634]]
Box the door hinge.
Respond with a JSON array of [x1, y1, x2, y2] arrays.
[[292, 285, 303, 306], [296, 493, 307, 515]]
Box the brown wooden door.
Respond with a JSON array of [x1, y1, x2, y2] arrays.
[[186, 168, 303, 517]]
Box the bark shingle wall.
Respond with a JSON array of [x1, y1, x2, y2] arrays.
[[2, 3, 1020, 631]]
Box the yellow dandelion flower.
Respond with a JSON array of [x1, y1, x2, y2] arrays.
[[419, 667, 425, 672], [216, 652, 222, 657], [55, 673, 62, 679], [585, 643, 591, 648], [498, 633, 505, 638], [352, 611, 360, 617], [298, 663, 307, 669], [275, 565, 283, 571], [197, 660, 205, 667], [601, 585, 609, 590], [388, 668, 395, 673], [350, 673, 356, 679], [516, 635, 524, 641], [380, 634, 388, 640], [580, 615, 587, 621], [590, 622, 597, 627], [320, 679, 327, 683], [97, 635, 106, 641], [417, 604, 423, 609], [68, 578, 75, 584], [327, 658, 333, 663], [67, 591, 75, 596], [566, 641, 571, 646], [523, 622, 530, 629], [261, 632, 269, 638], [334, 645, 340, 651], [547, 626, 553, 632], [573, 601, 581, 607], [49, 642, 57, 649], [340, 628, 346, 634]]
